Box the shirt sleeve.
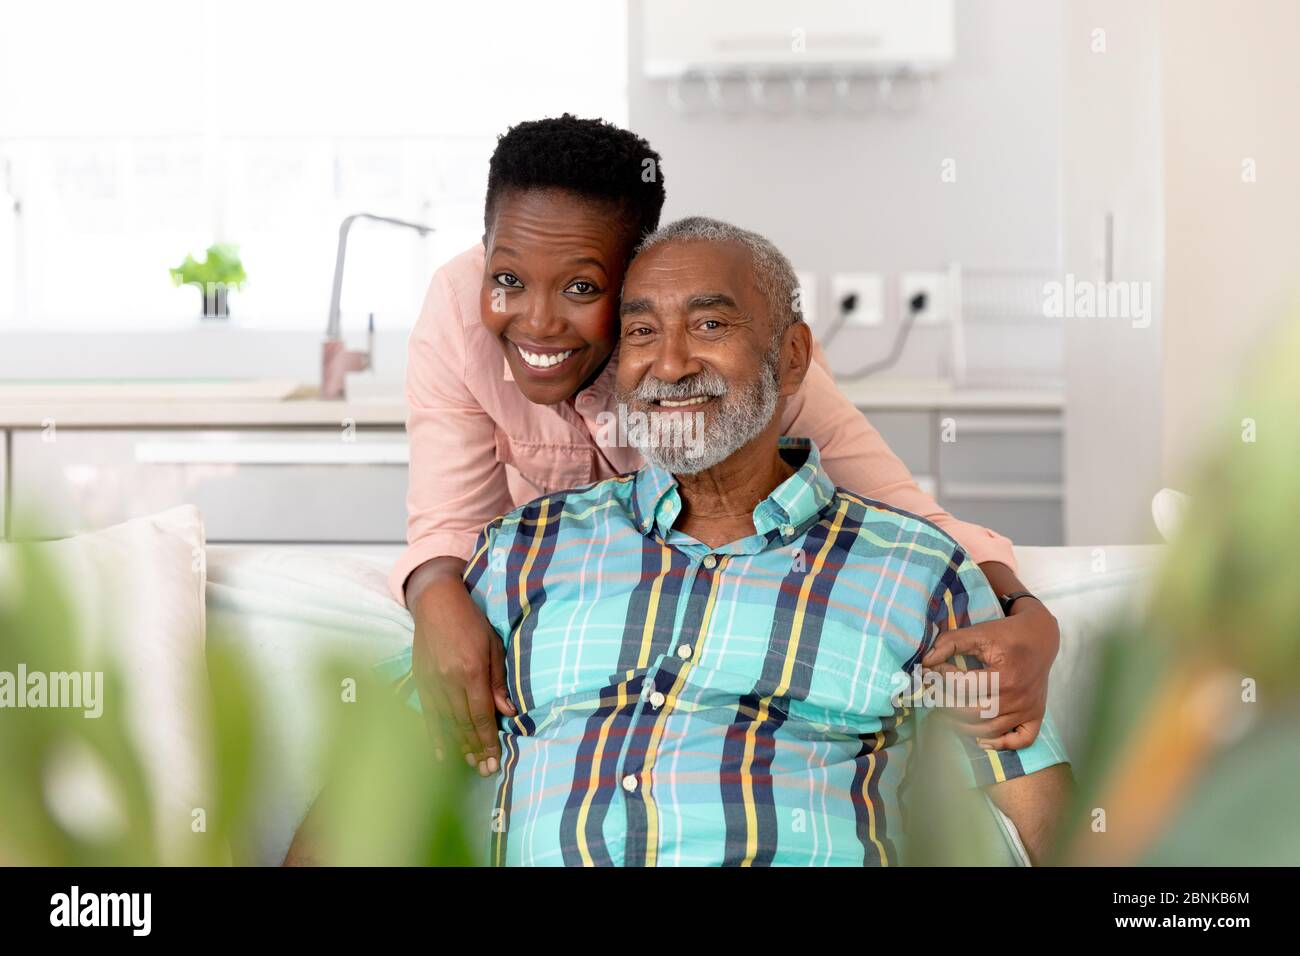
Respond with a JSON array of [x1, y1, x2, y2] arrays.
[[922, 551, 1069, 788], [461, 515, 505, 631], [387, 266, 514, 606], [782, 344, 1018, 571]]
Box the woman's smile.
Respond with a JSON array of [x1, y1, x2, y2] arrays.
[[509, 340, 585, 374]]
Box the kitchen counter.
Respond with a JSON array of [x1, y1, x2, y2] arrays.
[[0, 381, 407, 428], [0, 379, 1060, 428], [0, 379, 1066, 547], [833, 380, 1063, 412]]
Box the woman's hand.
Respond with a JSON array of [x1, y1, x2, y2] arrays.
[[407, 557, 517, 777], [921, 562, 1060, 750]]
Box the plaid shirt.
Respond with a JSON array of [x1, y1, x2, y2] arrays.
[[421, 438, 1066, 866]]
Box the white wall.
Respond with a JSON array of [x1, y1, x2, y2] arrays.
[[1160, 0, 1300, 480], [627, 0, 1065, 385], [1060, 0, 1166, 545]]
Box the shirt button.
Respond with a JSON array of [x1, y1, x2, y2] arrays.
[[622, 774, 639, 793], [702, 554, 717, 569], [782, 524, 795, 537], [649, 691, 666, 708], [677, 644, 693, 660]]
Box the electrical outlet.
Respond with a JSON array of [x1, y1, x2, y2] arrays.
[[899, 271, 948, 325], [793, 271, 817, 327], [829, 272, 883, 327]]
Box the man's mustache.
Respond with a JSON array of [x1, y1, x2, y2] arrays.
[[627, 371, 729, 403]]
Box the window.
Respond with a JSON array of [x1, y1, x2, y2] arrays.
[[0, 0, 628, 330]]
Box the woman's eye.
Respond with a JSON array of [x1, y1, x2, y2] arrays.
[[566, 280, 598, 295], [494, 272, 522, 288]]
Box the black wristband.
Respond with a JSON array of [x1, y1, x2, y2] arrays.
[[998, 590, 1038, 616]]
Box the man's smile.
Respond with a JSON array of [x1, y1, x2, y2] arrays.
[[653, 395, 713, 408]]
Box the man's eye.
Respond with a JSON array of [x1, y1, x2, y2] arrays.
[[494, 272, 522, 288], [700, 319, 723, 331], [625, 326, 654, 337], [566, 280, 599, 295]]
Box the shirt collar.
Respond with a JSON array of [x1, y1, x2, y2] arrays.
[[631, 437, 836, 542]]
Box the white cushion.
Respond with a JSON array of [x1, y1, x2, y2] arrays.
[[1014, 544, 1164, 760], [0, 505, 212, 865], [1151, 488, 1191, 543], [204, 545, 413, 865]]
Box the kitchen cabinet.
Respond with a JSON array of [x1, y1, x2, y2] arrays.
[[858, 404, 1063, 546], [0, 383, 1064, 546], [5, 426, 408, 543]]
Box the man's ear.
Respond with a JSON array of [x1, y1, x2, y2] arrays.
[[778, 320, 814, 397]]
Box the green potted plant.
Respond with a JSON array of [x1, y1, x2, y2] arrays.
[[170, 243, 247, 320]]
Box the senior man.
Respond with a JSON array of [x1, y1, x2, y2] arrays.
[[453, 217, 1071, 866]]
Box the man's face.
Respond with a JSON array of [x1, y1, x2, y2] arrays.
[[615, 239, 786, 474]]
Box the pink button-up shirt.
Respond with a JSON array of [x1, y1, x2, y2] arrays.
[[389, 244, 1015, 604]]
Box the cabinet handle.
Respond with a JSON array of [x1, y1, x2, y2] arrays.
[[942, 481, 1063, 501], [133, 441, 409, 465]]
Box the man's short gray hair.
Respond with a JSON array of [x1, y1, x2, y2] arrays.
[[633, 216, 803, 342]]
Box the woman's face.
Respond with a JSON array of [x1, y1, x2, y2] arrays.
[[479, 188, 630, 405]]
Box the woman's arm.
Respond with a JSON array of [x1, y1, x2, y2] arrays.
[[783, 352, 1017, 569], [390, 252, 516, 773], [784, 355, 1058, 748], [406, 556, 513, 776], [388, 256, 513, 606]]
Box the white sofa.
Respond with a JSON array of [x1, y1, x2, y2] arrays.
[[204, 539, 1163, 865], [3, 504, 1162, 865]]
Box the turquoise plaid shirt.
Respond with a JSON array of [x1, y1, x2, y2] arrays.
[[401, 438, 1067, 866]]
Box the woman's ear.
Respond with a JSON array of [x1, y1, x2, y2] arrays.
[[779, 320, 814, 397]]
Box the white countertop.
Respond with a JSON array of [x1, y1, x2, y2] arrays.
[[834, 380, 1062, 411], [0, 380, 407, 428], [0, 379, 1060, 428]]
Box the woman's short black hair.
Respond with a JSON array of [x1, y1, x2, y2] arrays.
[[484, 114, 665, 246]]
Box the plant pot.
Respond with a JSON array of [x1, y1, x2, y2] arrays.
[[200, 283, 231, 320]]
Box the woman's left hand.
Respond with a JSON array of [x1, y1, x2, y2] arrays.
[[920, 595, 1060, 750]]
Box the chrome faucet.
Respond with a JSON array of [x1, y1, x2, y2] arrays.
[[321, 212, 433, 399]]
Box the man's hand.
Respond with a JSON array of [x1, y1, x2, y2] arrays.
[[921, 568, 1059, 750], [407, 557, 516, 777]]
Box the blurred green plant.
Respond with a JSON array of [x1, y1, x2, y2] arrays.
[[170, 242, 246, 317], [1061, 312, 1300, 865], [169, 243, 247, 291], [896, 313, 1300, 866], [0, 541, 479, 867], [0, 545, 161, 865]]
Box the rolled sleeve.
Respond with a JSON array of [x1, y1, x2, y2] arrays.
[[387, 530, 481, 607], [925, 552, 1069, 788], [783, 352, 1018, 572]]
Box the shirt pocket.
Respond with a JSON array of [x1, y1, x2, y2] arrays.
[[494, 429, 596, 497]]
